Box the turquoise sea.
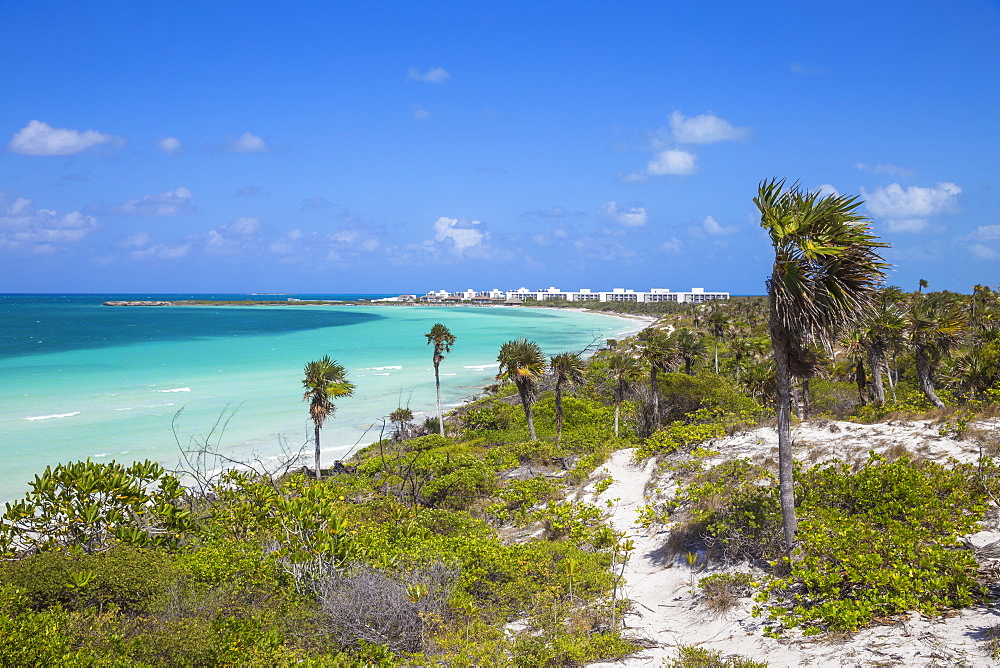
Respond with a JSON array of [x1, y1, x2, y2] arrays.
[[0, 294, 643, 502]]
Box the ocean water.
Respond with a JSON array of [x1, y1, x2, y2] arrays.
[[0, 294, 642, 501]]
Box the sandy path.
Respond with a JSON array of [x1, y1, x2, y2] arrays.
[[582, 419, 1000, 666]]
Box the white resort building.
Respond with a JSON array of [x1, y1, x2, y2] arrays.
[[415, 286, 729, 304]]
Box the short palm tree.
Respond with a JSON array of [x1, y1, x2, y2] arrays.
[[673, 328, 706, 375], [497, 339, 547, 440], [550, 351, 586, 441], [425, 323, 456, 436], [756, 177, 888, 554], [302, 356, 355, 479], [906, 292, 965, 408], [606, 352, 640, 437]]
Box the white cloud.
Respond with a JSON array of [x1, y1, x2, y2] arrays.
[[120, 232, 150, 248], [661, 238, 683, 254], [0, 195, 99, 250], [971, 243, 999, 260], [131, 244, 190, 260], [107, 187, 195, 216], [862, 182, 961, 232], [598, 201, 648, 227], [407, 66, 450, 84], [224, 132, 268, 153], [702, 215, 736, 235], [967, 225, 1000, 242], [433, 216, 486, 251], [8, 120, 123, 156], [815, 184, 839, 198], [301, 195, 332, 210], [412, 106, 430, 120], [158, 137, 182, 155], [225, 216, 260, 235], [669, 111, 749, 144], [647, 149, 697, 176]]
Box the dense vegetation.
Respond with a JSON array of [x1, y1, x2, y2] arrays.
[[5, 279, 1000, 664]]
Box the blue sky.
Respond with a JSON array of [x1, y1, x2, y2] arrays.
[[2, 1, 998, 295]]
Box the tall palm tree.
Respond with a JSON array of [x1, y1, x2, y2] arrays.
[[549, 351, 586, 440], [302, 356, 355, 479], [756, 177, 888, 554], [606, 352, 640, 437], [906, 292, 965, 408], [497, 339, 547, 440], [636, 329, 677, 429], [425, 323, 456, 436], [706, 308, 730, 374]]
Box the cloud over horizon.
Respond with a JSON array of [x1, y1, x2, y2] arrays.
[[0, 194, 99, 252], [7, 120, 123, 156], [104, 187, 196, 216], [598, 201, 648, 227], [862, 182, 961, 233]]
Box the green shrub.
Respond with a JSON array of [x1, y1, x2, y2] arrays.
[[759, 454, 988, 633], [666, 644, 768, 668], [1, 545, 177, 613]]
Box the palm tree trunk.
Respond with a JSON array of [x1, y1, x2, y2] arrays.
[[519, 389, 537, 440], [867, 348, 886, 406], [770, 320, 798, 556], [434, 362, 444, 436], [555, 382, 564, 441], [914, 346, 945, 408], [650, 367, 660, 429], [614, 401, 620, 437], [714, 339, 720, 374], [314, 424, 322, 480], [854, 359, 868, 405]]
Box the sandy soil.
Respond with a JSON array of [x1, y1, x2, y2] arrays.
[[583, 418, 1000, 667]]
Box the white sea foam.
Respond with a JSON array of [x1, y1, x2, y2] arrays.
[[357, 366, 402, 371], [159, 387, 191, 393], [463, 363, 497, 370], [92, 453, 109, 458], [24, 411, 80, 421], [372, 372, 390, 376], [441, 373, 457, 376]]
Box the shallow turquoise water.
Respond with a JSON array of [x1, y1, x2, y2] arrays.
[[0, 296, 640, 501]]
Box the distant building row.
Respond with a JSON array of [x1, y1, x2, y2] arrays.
[[375, 287, 729, 304]]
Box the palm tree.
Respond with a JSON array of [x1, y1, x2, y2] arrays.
[[706, 308, 730, 374], [425, 323, 456, 436], [856, 293, 905, 405], [756, 177, 888, 554], [906, 292, 964, 408], [636, 329, 676, 429], [550, 351, 586, 440], [673, 328, 706, 375], [497, 339, 547, 440], [389, 407, 414, 441], [606, 352, 640, 437], [302, 356, 356, 479]]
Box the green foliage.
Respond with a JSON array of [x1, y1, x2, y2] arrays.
[[675, 459, 783, 562], [1, 545, 176, 613], [666, 644, 768, 668], [759, 454, 988, 633], [485, 476, 561, 524], [635, 407, 761, 460], [0, 459, 194, 556]]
